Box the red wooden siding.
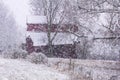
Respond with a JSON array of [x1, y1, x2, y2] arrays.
[[27, 24, 78, 32]]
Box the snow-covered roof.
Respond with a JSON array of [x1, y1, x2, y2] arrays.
[[27, 16, 47, 24], [26, 32, 77, 46], [27, 16, 63, 24]]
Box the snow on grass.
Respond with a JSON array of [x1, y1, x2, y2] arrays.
[[0, 57, 69, 80]]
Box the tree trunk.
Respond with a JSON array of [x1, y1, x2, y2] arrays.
[[47, 1, 53, 57], [47, 23, 53, 57]]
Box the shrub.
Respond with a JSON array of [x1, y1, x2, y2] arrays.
[[2, 49, 13, 58], [27, 52, 48, 64], [2, 49, 28, 59]]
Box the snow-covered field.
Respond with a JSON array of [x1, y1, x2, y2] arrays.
[[0, 57, 69, 80], [49, 58, 120, 80], [0, 56, 119, 80]]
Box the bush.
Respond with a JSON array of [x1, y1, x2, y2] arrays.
[[2, 49, 28, 59], [13, 49, 28, 59], [27, 52, 48, 64], [2, 49, 13, 58]]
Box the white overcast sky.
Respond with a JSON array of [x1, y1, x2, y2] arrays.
[[3, 0, 30, 27]]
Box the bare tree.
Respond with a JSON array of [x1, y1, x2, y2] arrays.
[[30, 0, 120, 60], [77, 0, 120, 13], [30, 0, 68, 56]]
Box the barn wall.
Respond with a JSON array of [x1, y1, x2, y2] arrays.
[[34, 44, 77, 58]]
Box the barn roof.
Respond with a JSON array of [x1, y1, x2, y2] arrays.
[[27, 16, 47, 24], [26, 32, 77, 46], [27, 16, 64, 24]]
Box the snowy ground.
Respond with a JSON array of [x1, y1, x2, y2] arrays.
[[0, 57, 69, 80], [49, 58, 120, 80]]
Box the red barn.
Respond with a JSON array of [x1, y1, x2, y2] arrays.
[[25, 16, 78, 58]]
